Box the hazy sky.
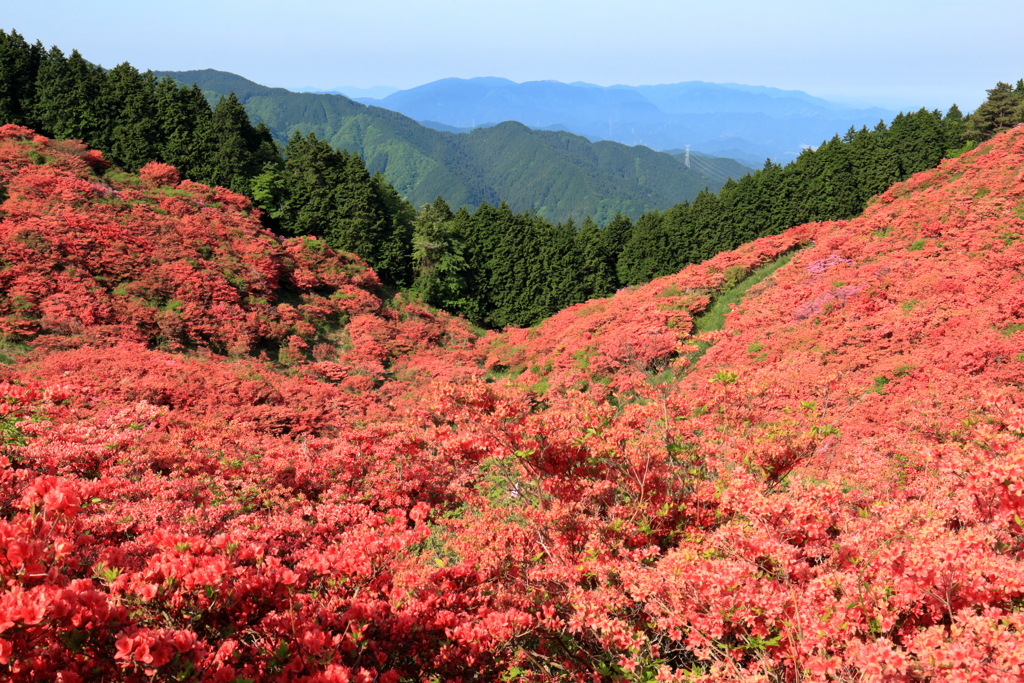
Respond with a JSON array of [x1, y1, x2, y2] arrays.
[[6, 1, 1023, 111]]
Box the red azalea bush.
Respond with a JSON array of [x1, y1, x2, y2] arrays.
[[4, 126, 1024, 681]]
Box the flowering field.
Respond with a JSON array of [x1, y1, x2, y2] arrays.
[[3, 122, 1024, 681]]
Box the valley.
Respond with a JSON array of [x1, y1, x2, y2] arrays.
[[2, 23, 1024, 682]]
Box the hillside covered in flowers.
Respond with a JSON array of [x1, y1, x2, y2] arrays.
[[3, 121, 1024, 681]]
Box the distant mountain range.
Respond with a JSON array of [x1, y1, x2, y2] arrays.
[[355, 78, 897, 166], [288, 85, 400, 99], [154, 70, 753, 224]]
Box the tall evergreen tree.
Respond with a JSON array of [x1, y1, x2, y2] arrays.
[[575, 216, 618, 299], [887, 108, 948, 177], [847, 125, 899, 201], [199, 93, 280, 196], [488, 206, 549, 328], [103, 63, 161, 171], [411, 197, 475, 316], [0, 30, 43, 127], [277, 132, 344, 237], [964, 82, 1024, 142], [543, 218, 588, 313], [617, 211, 674, 286], [31, 48, 105, 142], [154, 81, 216, 181], [371, 173, 416, 287], [597, 213, 633, 288]]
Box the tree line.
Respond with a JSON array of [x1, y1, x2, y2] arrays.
[[400, 83, 1024, 328], [3, 29, 1023, 329]]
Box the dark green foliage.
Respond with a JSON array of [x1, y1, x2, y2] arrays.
[[153, 81, 217, 182], [258, 132, 411, 286], [575, 217, 618, 300], [199, 95, 281, 197], [371, 173, 416, 287], [964, 82, 1024, 142], [411, 197, 475, 317], [486, 205, 552, 328], [31, 48, 106, 142], [103, 63, 161, 170], [617, 211, 675, 286], [542, 218, 589, 314], [0, 36, 281, 190], [887, 109, 949, 177], [0, 30, 43, 127]]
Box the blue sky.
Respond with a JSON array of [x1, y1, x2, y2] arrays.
[[7, 0, 1023, 111]]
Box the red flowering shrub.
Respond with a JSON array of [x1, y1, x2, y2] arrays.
[[138, 161, 181, 187], [5, 127, 1024, 681]]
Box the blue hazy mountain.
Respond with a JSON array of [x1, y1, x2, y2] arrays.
[[153, 69, 753, 224], [289, 85, 400, 99], [357, 79, 896, 164]]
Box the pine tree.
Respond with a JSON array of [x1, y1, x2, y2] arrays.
[[31, 48, 105, 142], [941, 105, 965, 150], [0, 30, 44, 127], [154, 81, 216, 181], [617, 211, 675, 286], [199, 93, 280, 196], [278, 132, 343, 237], [411, 198, 474, 315], [325, 151, 390, 267], [372, 172, 415, 287], [964, 82, 1024, 142], [543, 218, 588, 313], [488, 205, 549, 327], [847, 125, 899, 201], [597, 213, 633, 289], [887, 108, 947, 177], [103, 63, 161, 171], [575, 216, 617, 299]]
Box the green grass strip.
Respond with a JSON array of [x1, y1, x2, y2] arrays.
[[693, 250, 799, 334]]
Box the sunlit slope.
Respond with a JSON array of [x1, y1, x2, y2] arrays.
[[4, 123, 1024, 681]]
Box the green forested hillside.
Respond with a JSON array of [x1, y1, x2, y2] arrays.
[[153, 69, 732, 224]]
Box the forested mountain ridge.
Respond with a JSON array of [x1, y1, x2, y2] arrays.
[[6, 119, 1024, 681], [356, 77, 897, 163], [3, 29, 1023, 332], [152, 68, 736, 224]]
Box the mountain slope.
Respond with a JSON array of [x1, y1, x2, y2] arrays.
[[154, 69, 732, 222], [5, 123, 1024, 681], [358, 77, 896, 162]]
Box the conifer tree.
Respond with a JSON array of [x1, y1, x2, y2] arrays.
[[543, 218, 588, 313], [0, 30, 43, 127], [887, 108, 947, 177], [103, 63, 160, 171], [941, 104, 967, 155], [597, 213, 633, 288], [31, 48, 105, 142], [199, 94, 280, 196], [964, 82, 1024, 142], [617, 211, 674, 286], [411, 198, 474, 315], [575, 216, 618, 299], [488, 205, 549, 327], [326, 150, 390, 268], [154, 81, 216, 181], [277, 131, 343, 237], [847, 125, 899, 201], [371, 173, 415, 287]]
